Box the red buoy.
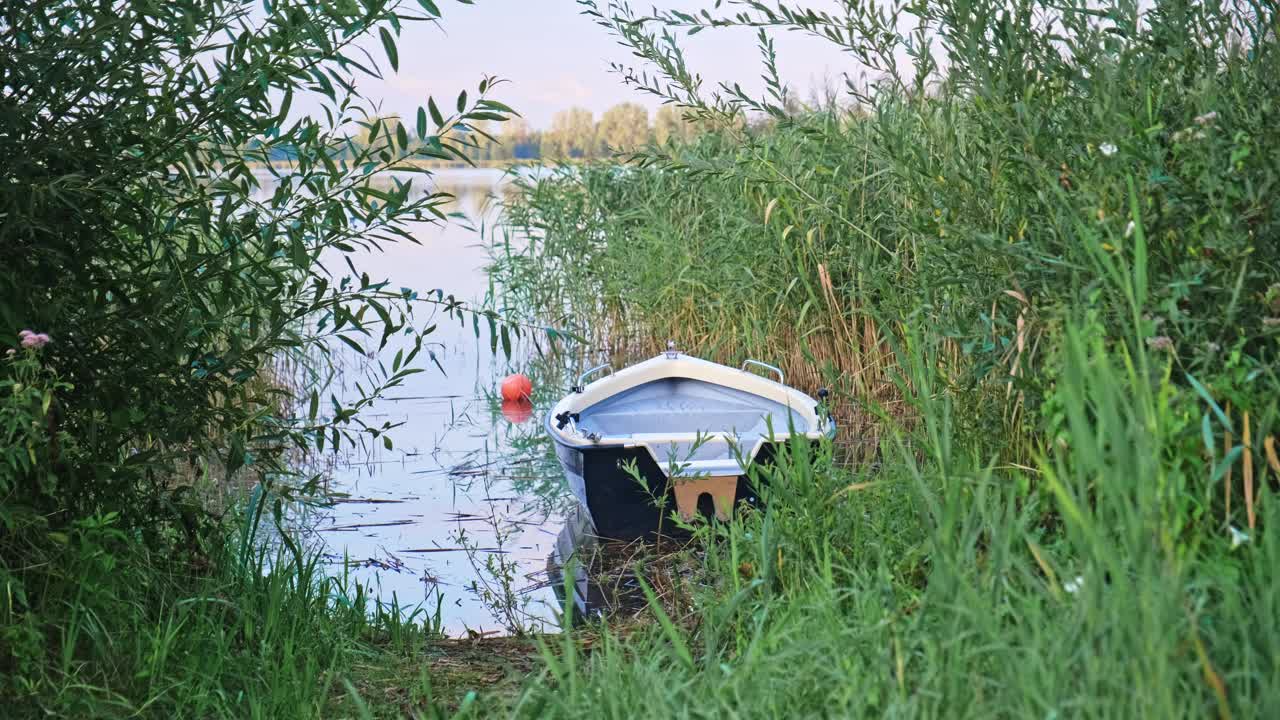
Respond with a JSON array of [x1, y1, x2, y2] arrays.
[[500, 373, 532, 402]]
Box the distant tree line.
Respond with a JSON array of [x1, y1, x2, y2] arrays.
[[339, 103, 704, 163]]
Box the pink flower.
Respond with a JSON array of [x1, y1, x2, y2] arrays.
[[18, 330, 51, 349]]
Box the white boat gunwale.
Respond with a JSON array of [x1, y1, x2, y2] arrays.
[[544, 352, 835, 454]]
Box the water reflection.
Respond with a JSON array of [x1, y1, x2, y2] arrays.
[[545, 507, 689, 624], [259, 167, 577, 635]]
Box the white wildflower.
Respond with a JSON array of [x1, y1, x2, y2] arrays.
[[1099, 142, 1117, 157], [1064, 575, 1085, 594], [1124, 220, 1135, 238], [1173, 127, 1207, 142], [1229, 526, 1250, 549]]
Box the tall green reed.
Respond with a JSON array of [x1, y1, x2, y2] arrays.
[[506, 318, 1278, 718], [495, 0, 1280, 476], [489, 1, 1280, 717]]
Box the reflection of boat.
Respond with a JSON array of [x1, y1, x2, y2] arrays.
[[545, 508, 609, 621], [544, 507, 658, 622], [545, 346, 835, 540]]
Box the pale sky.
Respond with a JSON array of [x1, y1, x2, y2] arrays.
[[345, 0, 854, 129]]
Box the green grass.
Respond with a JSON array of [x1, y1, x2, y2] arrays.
[[489, 325, 1279, 719], [480, 1, 1280, 717], [3, 498, 417, 718]]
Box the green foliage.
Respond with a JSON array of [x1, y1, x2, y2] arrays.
[[511, 330, 1280, 718], [1, 503, 445, 718], [488, 1, 1280, 716], [2, 0, 513, 531], [1, 0, 512, 714], [1, 353, 77, 526], [502, 0, 1280, 465]]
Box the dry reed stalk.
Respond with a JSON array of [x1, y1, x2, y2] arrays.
[[994, 289, 1038, 436], [579, 274, 906, 466], [818, 262, 856, 345], [1266, 435, 1280, 476], [834, 480, 880, 497], [1243, 412, 1254, 530], [1187, 608, 1233, 720], [1003, 290, 1029, 390], [1024, 538, 1061, 600]]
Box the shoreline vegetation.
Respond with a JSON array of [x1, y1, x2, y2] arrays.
[[4, 1, 1279, 719], [245, 158, 528, 171], [244, 99, 707, 170], [484, 0, 1280, 717], [3, 0, 531, 716]]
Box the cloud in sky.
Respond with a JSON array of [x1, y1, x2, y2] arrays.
[[331, 0, 855, 129]]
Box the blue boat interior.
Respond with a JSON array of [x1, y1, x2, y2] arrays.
[[575, 378, 808, 472]]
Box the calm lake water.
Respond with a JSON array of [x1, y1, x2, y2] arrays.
[[258, 167, 577, 636]]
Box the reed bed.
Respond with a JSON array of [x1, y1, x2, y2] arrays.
[[484, 1, 1280, 716]]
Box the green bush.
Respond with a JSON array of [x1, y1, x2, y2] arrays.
[[1, 0, 511, 714]]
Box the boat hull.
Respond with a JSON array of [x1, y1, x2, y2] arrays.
[[552, 437, 771, 540]]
